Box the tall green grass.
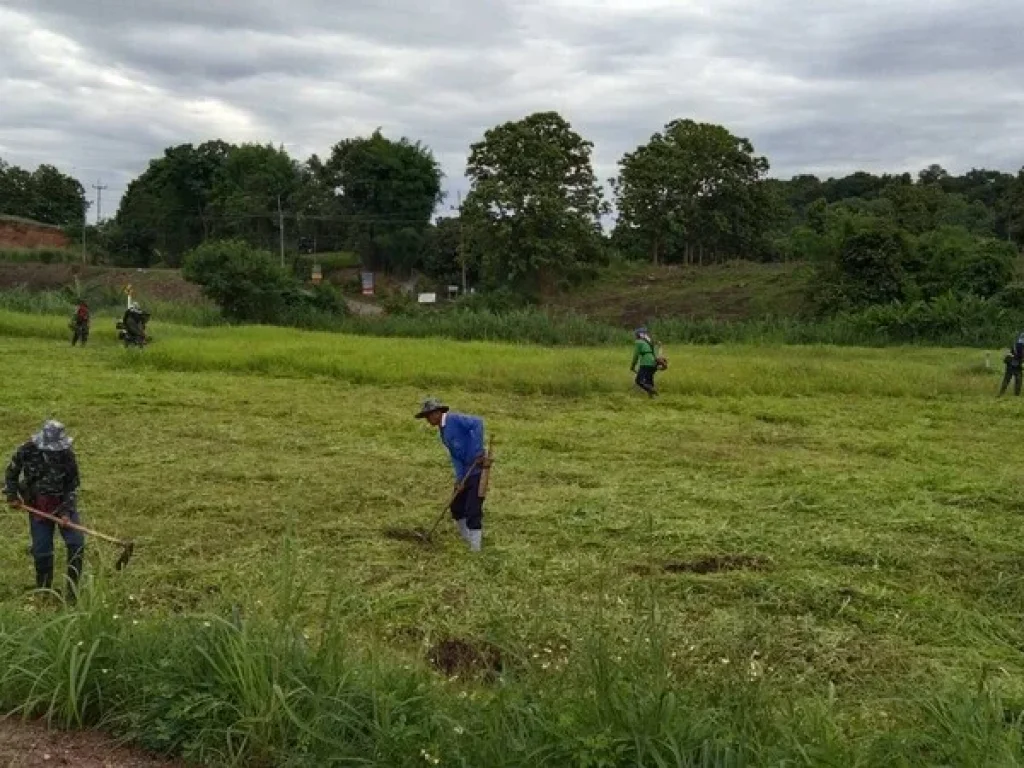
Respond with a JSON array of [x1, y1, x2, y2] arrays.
[[0, 289, 223, 327], [2, 575, 1020, 767], [2, 287, 1024, 348], [0, 309, 1002, 398], [0, 247, 79, 264]]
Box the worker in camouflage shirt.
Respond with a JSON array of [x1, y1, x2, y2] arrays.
[[70, 300, 90, 347], [4, 421, 85, 598]]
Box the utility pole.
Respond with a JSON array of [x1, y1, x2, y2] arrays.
[[81, 199, 88, 265], [92, 182, 108, 224], [277, 194, 285, 268], [454, 191, 467, 294]]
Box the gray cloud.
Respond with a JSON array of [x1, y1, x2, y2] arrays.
[[1, 0, 1022, 221]]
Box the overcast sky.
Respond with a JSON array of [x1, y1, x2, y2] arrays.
[[1, 0, 1022, 221]]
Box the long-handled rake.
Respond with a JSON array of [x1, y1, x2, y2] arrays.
[[14, 502, 135, 570]]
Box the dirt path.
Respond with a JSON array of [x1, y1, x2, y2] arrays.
[[0, 719, 183, 768], [344, 297, 385, 316]]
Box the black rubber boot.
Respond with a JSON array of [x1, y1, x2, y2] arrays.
[[34, 556, 54, 590]]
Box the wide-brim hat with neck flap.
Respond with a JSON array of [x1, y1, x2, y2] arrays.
[[32, 420, 73, 451]]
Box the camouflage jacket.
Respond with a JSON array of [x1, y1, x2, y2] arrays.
[[3, 442, 80, 502]]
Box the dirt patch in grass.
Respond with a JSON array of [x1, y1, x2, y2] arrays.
[[633, 554, 769, 576], [0, 718, 184, 768], [427, 638, 504, 678], [665, 555, 769, 574]]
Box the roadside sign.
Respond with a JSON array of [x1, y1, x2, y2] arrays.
[[361, 271, 374, 296]]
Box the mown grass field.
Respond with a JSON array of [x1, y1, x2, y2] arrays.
[[2, 312, 1024, 765]]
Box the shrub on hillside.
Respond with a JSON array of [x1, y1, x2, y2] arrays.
[[836, 225, 912, 306], [912, 227, 1016, 299], [996, 281, 1024, 310], [837, 293, 1011, 345], [957, 237, 1018, 298], [183, 239, 308, 323], [809, 224, 912, 313]]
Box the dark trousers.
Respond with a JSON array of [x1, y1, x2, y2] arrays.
[[1000, 368, 1022, 396], [635, 366, 657, 395], [451, 472, 484, 531], [71, 324, 89, 346], [29, 495, 85, 595]]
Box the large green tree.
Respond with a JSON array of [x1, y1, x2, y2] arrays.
[[612, 119, 772, 264], [208, 143, 300, 253], [114, 140, 234, 265], [323, 130, 442, 273], [1006, 168, 1024, 247], [0, 158, 86, 227], [462, 111, 606, 294]]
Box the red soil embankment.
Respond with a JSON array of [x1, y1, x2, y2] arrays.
[[0, 216, 70, 249]]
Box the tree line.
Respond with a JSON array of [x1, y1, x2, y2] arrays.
[[0, 159, 87, 227], [2, 111, 1023, 309]]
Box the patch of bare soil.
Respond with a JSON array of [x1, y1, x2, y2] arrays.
[[427, 638, 504, 679], [0, 219, 69, 249], [0, 719, 184, 768]]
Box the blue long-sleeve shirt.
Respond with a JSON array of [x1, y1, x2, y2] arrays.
[[440, 412, 485, 483]]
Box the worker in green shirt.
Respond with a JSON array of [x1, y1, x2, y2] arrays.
[[630, 326, 660, 397]]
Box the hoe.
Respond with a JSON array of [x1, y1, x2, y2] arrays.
[[14, 502, 135, 570], [386, 438, 495, 545]]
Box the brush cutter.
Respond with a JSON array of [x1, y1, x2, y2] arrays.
[[420, 437, 495, 543], [13, 502, 135, 570]]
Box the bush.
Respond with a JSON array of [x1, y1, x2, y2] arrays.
[[183, 239, 305, 323], [835, 225, 911, 307], [996, 281, 1024, 310], [913, 228, 1016, 300], [776, 226, 836, 264], [304, 282, 346, 314], [957, 237, 1017, 298], [834, 293, 1012, 346], [454, 287, 532, 314], [183, 240, 349, 327]]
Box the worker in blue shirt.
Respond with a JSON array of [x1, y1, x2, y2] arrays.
[[415, 398, 489, 551]]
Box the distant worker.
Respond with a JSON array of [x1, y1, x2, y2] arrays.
[[415, 398, 491, 552], [4, 421, 85, 600], [70, 300, 90, 346], [630, 326, 666, 397], [117, 302, 150, 347], [999, 331, 1024, 396]]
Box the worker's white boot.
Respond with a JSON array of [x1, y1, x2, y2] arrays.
[[455, 520, 471, 543], [467, 529, 482, 552]]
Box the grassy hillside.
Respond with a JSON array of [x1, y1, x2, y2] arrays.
[[0, 259, 814, 325], [547, 260, 814, 324], [0, 261, 205, 303], [1, 316, 1023, 764]]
